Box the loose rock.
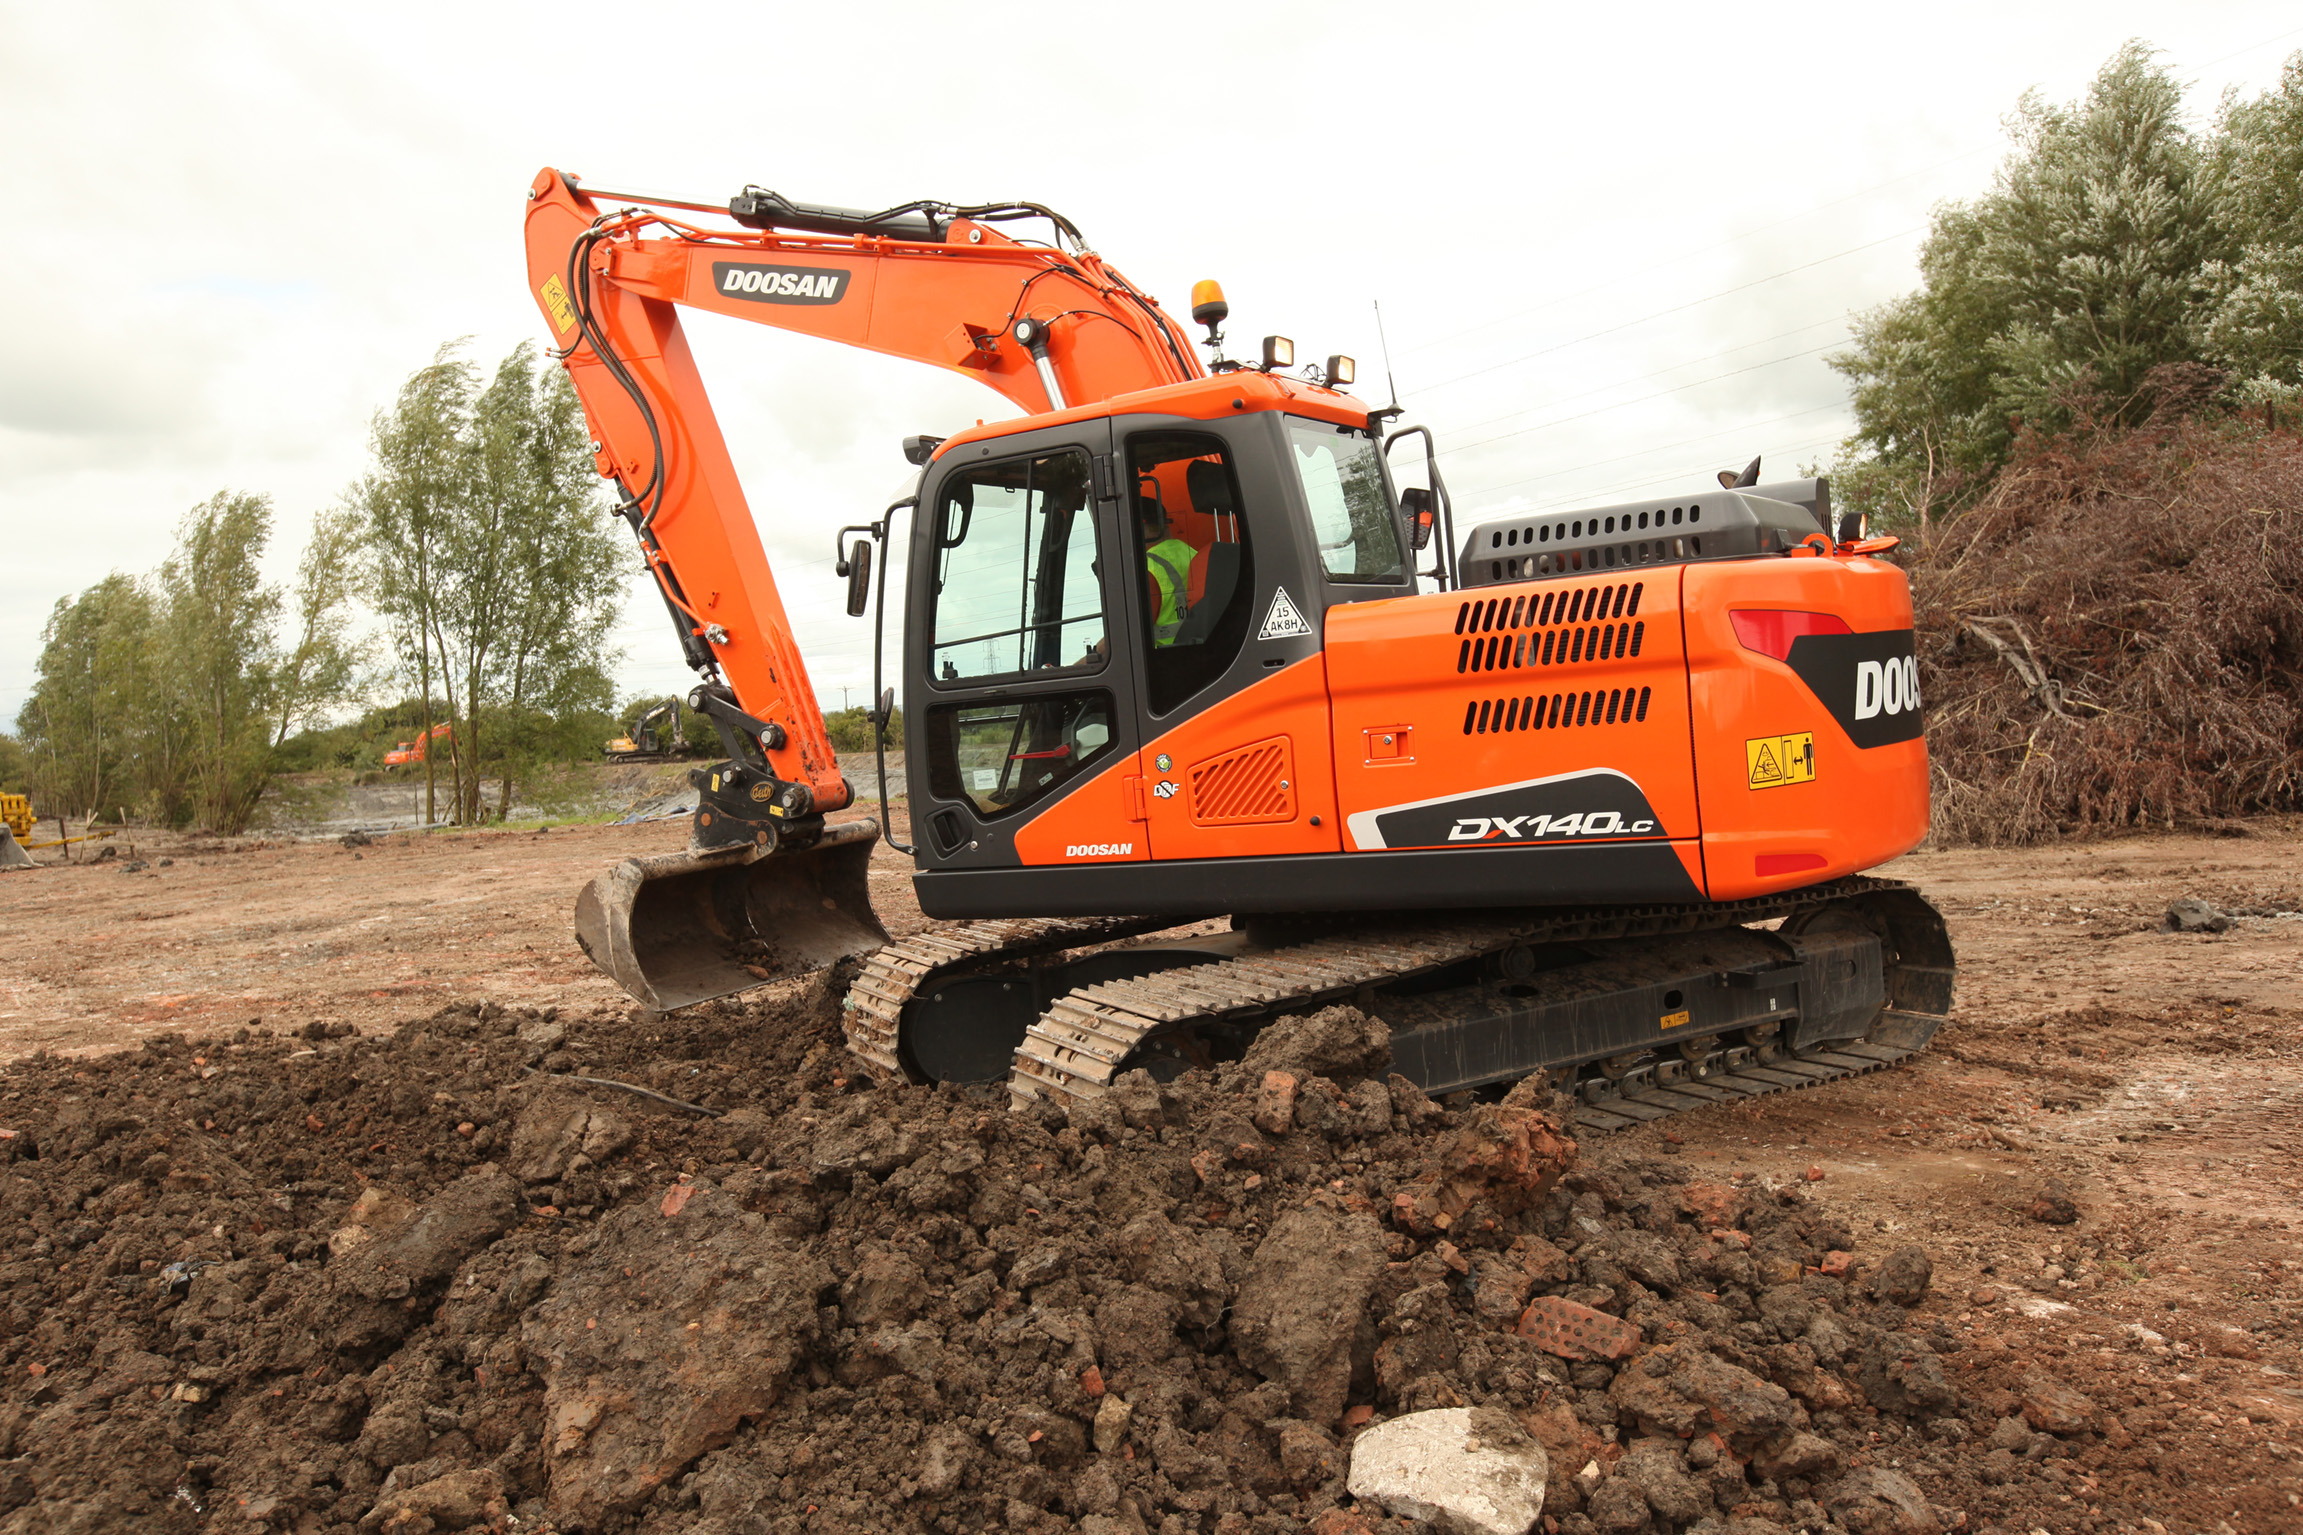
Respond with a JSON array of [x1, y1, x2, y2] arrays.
[[1346, 1406, 1547, 1535]]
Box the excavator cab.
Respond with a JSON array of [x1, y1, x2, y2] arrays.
[[899, 386, 1414, 900]]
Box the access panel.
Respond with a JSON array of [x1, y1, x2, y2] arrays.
[[1325, 572, 1701, 879]]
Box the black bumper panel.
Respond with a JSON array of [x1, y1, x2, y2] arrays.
[[912, 838, 1705, 919]]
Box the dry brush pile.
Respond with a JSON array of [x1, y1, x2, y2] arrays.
[[1905, 397, 2303, 844]]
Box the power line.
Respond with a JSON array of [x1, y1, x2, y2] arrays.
[[1398, 147, 1997, 360], [1455, 401, 1846, 494], [2192, 21, 2303, 70], [1430, 341, 1846, 463], [1414, 227, 1921, 397], [1428, 313, 1851, 445], [1462, 431, 1850, 514]]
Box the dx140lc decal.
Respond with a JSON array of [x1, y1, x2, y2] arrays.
[[1346, 768, 1667, 851], [1784, 629, 1924, 748]]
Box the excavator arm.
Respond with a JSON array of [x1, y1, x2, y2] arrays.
[[521, 167, 1202, 1006], [523, 168, 1198, 805]]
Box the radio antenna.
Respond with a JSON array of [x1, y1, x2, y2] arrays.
[[1374, 299, 1400, 410]]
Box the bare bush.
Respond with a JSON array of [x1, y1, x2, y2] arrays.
[[1908, 387, 2303, 843]]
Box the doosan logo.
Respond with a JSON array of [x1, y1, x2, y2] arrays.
[[711, 261, 850, 306], [1854, 656, 1922, 721], [1064, 842, 1133, 858], [1447, 811, 1655, 841]]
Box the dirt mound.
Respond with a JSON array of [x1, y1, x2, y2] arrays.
[[0, 989, 2180, 1533]]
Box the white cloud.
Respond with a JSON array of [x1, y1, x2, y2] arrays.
[[5, 0, 2299, 727]]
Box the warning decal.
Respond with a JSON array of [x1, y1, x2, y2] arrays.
[[540, 274, 578, 337], [1746, 732, 1816, 789], [1258, 586, 1314, 641]]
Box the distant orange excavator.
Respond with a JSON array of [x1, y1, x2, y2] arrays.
[[383, 723, 452, 769], [523, 168, 1953, 1120]]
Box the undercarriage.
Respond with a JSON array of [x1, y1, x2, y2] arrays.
[[842, 878, 1954, 1130]]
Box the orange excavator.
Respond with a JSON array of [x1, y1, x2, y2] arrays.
[[524, 170, 1953, 1121], [383, 722, 453, 769]]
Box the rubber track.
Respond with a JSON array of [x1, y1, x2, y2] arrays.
[[1004, 877, 1933, 1121]]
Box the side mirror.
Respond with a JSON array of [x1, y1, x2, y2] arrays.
[[1401, 487, 1437, 551], [843, 538, 873, 617], [872, 686, 896, 729]]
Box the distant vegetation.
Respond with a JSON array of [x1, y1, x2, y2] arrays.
[[13, 342, 627, 833], [821, 705, 904, 755], [1834, 43, 2303, 528], [1862, 45, 2303, 841]]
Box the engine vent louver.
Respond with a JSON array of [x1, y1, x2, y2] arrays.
[[1479, 537, 1698, 584], [1455, 581, 1644, 675], [1462, 686, 1652, 735]]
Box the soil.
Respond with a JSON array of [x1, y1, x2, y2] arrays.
[[0, 816, 2297, 1534]]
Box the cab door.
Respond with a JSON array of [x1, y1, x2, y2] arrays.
[[903, 419, 1152, 874], [1120, 416, 1343, 862]]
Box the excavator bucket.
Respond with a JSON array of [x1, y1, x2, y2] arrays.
[[0, 827, 31, 870], [574, 818, 888, 1012]]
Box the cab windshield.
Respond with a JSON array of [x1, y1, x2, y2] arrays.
[[1287, 418, 1403, 584]]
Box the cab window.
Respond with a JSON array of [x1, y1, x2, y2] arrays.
[[1126, 431, 1255, 714], [1288, 417, 1403, 584], [929, 449, 1103, 682], [924, 693, 1115, 821]]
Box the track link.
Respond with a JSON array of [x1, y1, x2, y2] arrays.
[[1558, 1037, 1931, 1134], [842, 914, 1183, 1078]]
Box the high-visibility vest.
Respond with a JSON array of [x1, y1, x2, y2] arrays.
[[1145, 537, 1194, 646]]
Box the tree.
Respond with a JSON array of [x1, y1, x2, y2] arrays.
[[354, 343, 476, 826], [350, 341, 624, 823], [821, 705, 903, 754], [2202, 53, 2303, 409], [154, 491, 284, 833], [271, 505, 367, 749], [15, 576, 156, 822], [454, 343, 624, 821], [1831, 43, 2238, 525]]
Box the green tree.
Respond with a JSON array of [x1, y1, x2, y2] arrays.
[[458, 343, 624, 821], [350, 342, 623, 824], [1832, 43, 2232, 526], [16, 575, 156, 822], [821, 705, 903, 754], [355, 343, 476, 825], [271, 505, 367, 749], [153, 492, 287, 833], [0, 733, 26, 793], [2202, 53, 2303, 409]]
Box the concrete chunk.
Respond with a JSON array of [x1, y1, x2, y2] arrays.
[[1346, 1406, 1548, 1535]]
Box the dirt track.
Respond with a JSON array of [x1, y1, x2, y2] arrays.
[[1, 818, 2299, 1532]]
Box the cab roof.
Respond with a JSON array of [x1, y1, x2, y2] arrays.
[[930, 370, 1373, 461]]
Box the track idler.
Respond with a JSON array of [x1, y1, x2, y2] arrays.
[[574, 816, 888, 1012]]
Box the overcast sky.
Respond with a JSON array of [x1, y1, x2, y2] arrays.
[[5, 1, 2299, 731]]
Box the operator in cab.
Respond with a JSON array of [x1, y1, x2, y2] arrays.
[[1138, 493, 1197, 647]]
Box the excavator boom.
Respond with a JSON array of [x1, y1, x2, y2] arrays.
[[523, 169, 1204, 1002]]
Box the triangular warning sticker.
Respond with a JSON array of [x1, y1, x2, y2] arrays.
[[1258, 586, 1313, 641], [1749, 743, 1783, 784]]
